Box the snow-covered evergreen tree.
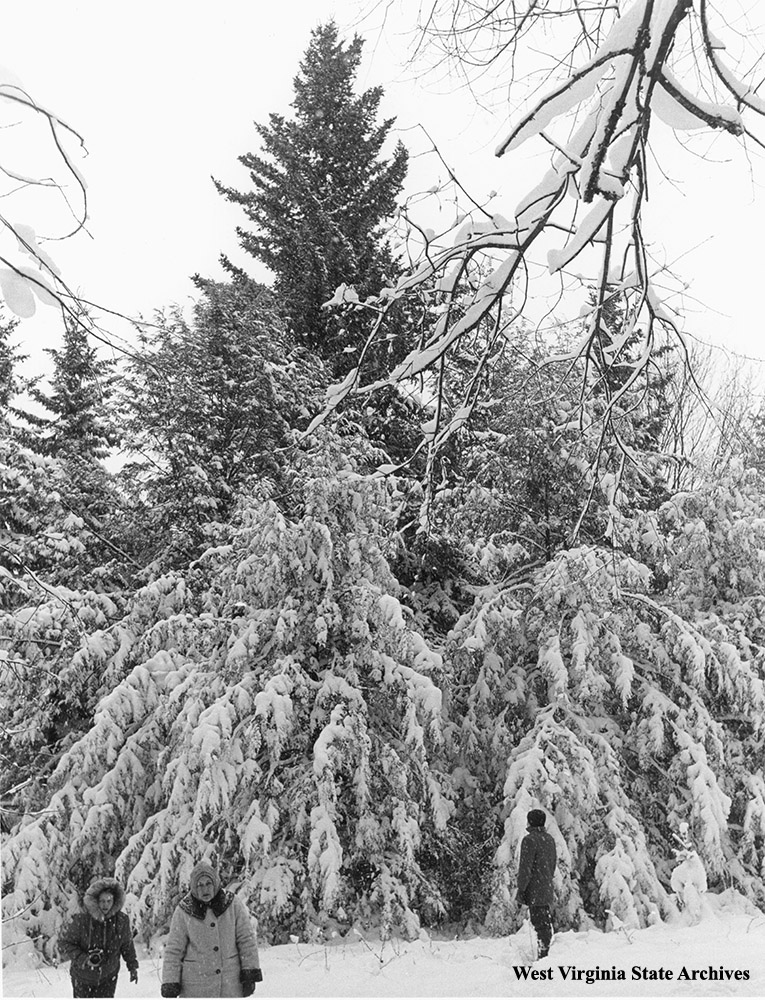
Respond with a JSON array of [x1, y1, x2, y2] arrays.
[[20, 316, 131, 588], [214, 21, 408, 367], [119, 278, 326, 569], [445, 458, 765, 935], [28, 315, 117, 462], [0, 406, 122, 824], [0, 422, 89, 607], [636, 462, 765, 906], [0, 312, 28, 417], [2, 439, 452, 951], [4, 438, 765, 957]]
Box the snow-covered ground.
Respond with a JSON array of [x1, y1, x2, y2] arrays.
[[3, 892, 763, 998]]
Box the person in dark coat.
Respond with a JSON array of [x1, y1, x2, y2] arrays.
[[516, 808, 557, 958], [58, 876, 139, 998], [161, 861, 262, 998]]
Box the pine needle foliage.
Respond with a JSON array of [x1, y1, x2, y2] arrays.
[[215, 22, 408, 363]]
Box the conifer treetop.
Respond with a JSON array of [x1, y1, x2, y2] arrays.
[[214, 21, 408, 358]]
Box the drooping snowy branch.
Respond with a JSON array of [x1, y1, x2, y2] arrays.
[[312, 1, 765, 528], [0, 70, 89, 321]]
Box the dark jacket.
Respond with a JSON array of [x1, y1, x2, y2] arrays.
[[58, 877, 138, 985], [517, 827, 557, 908]]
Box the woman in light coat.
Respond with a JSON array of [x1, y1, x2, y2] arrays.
[[161, 862, 262, 998]]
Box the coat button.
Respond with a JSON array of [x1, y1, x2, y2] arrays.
[[215, 969, 221, 974], [210, 922, 216, 927], [213, 946, 219, 952]]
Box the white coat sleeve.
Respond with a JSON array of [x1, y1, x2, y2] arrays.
[[161, 907, 189, 985], [233, 898, 260, 972]]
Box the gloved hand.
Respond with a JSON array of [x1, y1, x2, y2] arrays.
[[160, 983, 181, 998], [241, 968, 262, 996], [130, 967, 139, 984]]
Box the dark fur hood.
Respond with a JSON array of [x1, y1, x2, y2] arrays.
[[83, 877, 126, 922]]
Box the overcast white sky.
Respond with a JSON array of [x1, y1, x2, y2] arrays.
[[3, 0, 765, 375]]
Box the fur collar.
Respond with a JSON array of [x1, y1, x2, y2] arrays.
[[179, 889, 233, 920]]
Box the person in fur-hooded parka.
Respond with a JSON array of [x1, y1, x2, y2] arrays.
[[58, 877, 139, 998], [161, 862, 262, 998]]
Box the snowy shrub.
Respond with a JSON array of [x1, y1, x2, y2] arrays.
[[0, 585, 128, 805], [654, 464, 765, 612], [448, 526, 765, 935], [4, 440, 765, 957], [0, 426, 90, 607], [2, 450, 451, 948]]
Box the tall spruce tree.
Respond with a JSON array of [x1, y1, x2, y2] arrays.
[[214, 21, 408, 365], [23, 317, 130, 587], [0, 313, 23, 415], [0, 311, 43, 431], [29, 316, 117, 461]]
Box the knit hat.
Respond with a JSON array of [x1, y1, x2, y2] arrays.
[[189, 862, 221, 899], [527, 809, 546, 828]]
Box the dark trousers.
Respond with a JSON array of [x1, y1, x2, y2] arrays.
[[529, 905, 553, 954], [71, 975, 118, 998]]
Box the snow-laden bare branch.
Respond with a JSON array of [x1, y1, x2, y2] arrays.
[[312, 1, 765, 530]]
